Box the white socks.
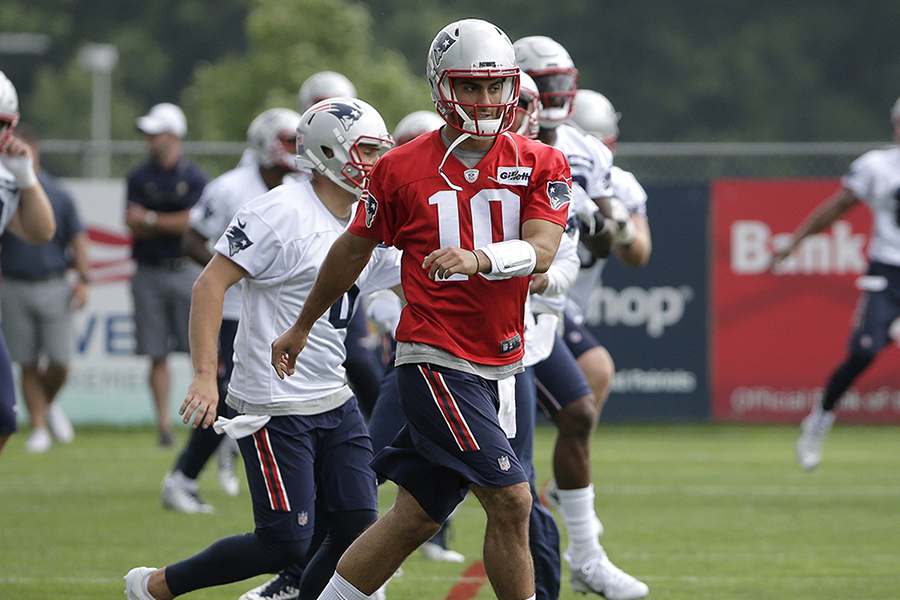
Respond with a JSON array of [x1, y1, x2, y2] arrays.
[[318, 572, 371, 600], [556, 484, 603, 567]]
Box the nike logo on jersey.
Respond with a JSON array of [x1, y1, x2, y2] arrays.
[[225, 223, 253, 256], [495, 166, 532, 186], [546, 181, 572, 210]]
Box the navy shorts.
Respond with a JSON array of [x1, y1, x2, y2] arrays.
[[371, 363, 528, 524], [562, 313, 602, 359], [235, 397, 377, 543], [533, 334, 593, 418], [849, 262, 900, 358], [0, 328, 17, 435]]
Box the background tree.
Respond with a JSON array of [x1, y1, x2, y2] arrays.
[[182, 0, 432, 143]]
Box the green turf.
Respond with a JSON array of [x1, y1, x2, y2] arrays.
[[1, 423, 897, 600]]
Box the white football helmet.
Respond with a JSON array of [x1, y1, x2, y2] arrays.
[[298, 71, 358, 113], [247, 108, 303, 171], [426, 19, 519, 138], [513, 36, 578, 127], [295, 97, 393, 197], [393, 110, 444, 146], [891, 97, 900, 124], [0, 70, 20, 152], [570, 89, 621, 147], [514, 72, 541, 139]]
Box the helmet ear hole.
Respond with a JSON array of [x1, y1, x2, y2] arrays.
[[322, 146, 335, 159]]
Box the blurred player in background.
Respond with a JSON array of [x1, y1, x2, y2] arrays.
[[160, 108, 302, 515], [126, 102, 208, 447], [0, 70, 57, 458], [295, 70, 387, 420], [515, 36, 650, 600], [1, 124, 89, 454], [125, 97, 399, 600], [771, 97, 900, 471]]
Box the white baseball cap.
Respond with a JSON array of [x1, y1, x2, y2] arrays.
[[136, 103, 187, 137]]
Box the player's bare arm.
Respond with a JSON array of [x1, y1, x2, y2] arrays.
[[614, 212, 651, 267], [424, 218, 564, 280], [2, 135, 55, 244], [181, 253, 247, 429], [769, 187, 859, 270], [271, 230, 381, 378]]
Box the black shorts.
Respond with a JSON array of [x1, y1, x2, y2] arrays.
[[371, 363, 527, 523], [237, 398, 377, 542]]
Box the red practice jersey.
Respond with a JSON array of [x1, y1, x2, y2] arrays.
[[349, 130, 571, 365]]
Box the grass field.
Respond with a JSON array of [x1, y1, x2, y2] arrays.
[[1, 422, 898, 600]]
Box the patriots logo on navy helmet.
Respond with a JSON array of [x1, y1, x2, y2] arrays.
[[311, 101, 363, 132], [225, 220, 253, 256], [546, 181, 572, 210], [362, 189, 378, 228], [431, 30, 457, 68]]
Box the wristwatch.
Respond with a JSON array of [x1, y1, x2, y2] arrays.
[[143, 210, 158, 226]]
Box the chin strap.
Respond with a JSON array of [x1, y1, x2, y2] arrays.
[[437, 132, 471, 191]]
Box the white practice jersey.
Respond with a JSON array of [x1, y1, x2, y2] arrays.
[[532, 225, 580, 316], [554, 123, 613, 205], [214, 180, 401, 415], [568, 164, 648, 318], [842, 146, 900, 267], [190, 163, 269, 320], [0, 165, 22, 234]]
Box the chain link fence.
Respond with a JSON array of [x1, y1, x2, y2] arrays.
[[39, 139, 892, 182]]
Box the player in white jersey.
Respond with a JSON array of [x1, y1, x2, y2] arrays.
[[567, 89, 651, 318], [772, 97, 900, 471], [515, 38, 650, 600], [159, 108, 303, 514], [0, 70, 56, 457], [124, 97, 400, 600]]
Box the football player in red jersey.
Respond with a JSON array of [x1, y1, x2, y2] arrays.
[[272, 19, 571, 600]]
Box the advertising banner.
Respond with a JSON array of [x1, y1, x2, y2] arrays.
[[581, 183, 710, 422], [710, 178, 900, 423], [14, 179, 194, 426]]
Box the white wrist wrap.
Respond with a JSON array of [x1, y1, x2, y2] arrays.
[[1, 154, 38, 189], [480, 240, 537, 278], [608, 197, 636, 245], [616, 217, 636, 245]]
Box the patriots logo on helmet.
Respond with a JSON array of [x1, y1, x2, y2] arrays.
[[362, 189, 378, 228], [546, 181, 572, 210], [431, 31, 457, 68], [225, 220, 253, 256], [310, 101, 363, 132]]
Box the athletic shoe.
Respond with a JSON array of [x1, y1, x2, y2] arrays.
[[216, 436, 240, 497], [124, 566, 156, 600], [420, 541, 465, 562], [571, 549, 649, 600], [796, 405, 836, 470], [238, 573, 300, 600], [160, 471, 214, 514], [47, 403, 75, 444], [25, 428, 52, 453]]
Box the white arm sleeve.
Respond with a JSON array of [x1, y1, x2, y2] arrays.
[[541, 231, 579, 298]]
